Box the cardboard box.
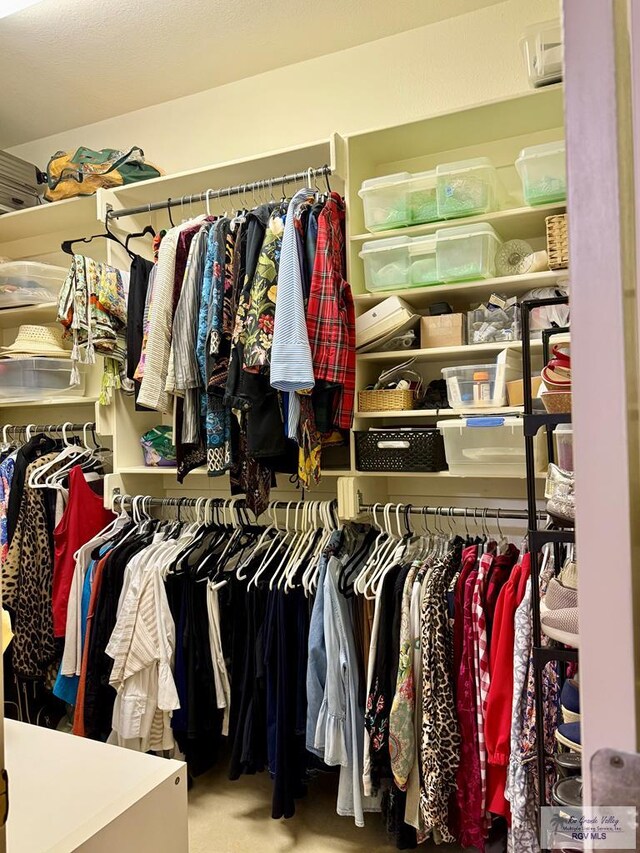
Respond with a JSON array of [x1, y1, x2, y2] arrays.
[[507, 376, 543, 407], [420, 314, 466, 349]]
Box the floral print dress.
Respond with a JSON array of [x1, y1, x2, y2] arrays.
[[243, 210, 284, 372]]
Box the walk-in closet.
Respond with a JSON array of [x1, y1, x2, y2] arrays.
[[0, 1, 637, 851]]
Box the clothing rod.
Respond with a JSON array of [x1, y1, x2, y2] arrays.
[[359, 503, 545, 521], [5, 422, 95, 432], [112, 495, 335, 511], [105, 164, 333, 221]]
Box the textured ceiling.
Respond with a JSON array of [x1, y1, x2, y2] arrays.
[[0, 0, 502, 148]]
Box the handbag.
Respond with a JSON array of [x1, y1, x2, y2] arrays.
[[545, 463, 575, 525], [44, 146, 161, 202]]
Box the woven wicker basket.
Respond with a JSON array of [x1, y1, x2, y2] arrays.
[[546, 213, 569, 270], [358, 388, 415, 413]]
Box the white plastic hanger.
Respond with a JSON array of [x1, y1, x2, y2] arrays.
[[248, 503, 291, 590], [366, 504, 408, 599], [270, 503, 304, 591], [29, 423, 86, 488], [354, 503, 388, 596]]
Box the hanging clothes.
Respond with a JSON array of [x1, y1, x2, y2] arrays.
[[52, 465, 115, 638], [57, 255, 129, 403]]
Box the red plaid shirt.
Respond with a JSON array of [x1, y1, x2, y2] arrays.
[[305, 193, 355, 430]]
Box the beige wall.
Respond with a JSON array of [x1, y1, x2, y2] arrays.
[[8, 0, 560, 173]]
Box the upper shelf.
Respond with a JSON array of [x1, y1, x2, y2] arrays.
[[353, 269, 568, 309], [0, 196, 97, 246], [0, 302, 58, 329], [101, 136, 345, 221], [357, 335, 570, 364], [346, 86, 564, 165], [350, 202, 566, 244]]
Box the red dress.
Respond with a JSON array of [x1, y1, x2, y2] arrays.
[[484, 554, 531, 820], [52, 465, 115, 637]]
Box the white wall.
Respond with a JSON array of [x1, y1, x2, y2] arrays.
[[9, 0, 560, 173]]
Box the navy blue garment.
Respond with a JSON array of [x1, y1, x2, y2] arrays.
[[265, 586, 310, 820]]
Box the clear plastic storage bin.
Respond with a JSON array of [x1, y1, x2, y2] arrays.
[[442, 363, 508, 409], [436, 223, 501, 282], [467, 301, 520, 344], [359, 237, 411, 292], [358, 172, 411, 232], [409, 235, 439, 287], [516, 140, 566, 206], [0, 261, 67, 310], [408, 170, 439, 225], [521, 20, 563, 89], [554, 422, 573, 470], [436, 158, 498, 219], [438, 416, 545, 477], [0, 358, 84, 400]]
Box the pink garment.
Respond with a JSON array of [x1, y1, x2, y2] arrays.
[[472, 551, 495, 835], [455, 565, 485, 851]]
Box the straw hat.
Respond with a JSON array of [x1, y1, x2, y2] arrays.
[[0, 324, 71, 358]]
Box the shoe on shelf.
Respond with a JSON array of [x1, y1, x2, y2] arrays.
[[545, 464, 575, 527], [559, 558, 578, 590], [560, 678, 580, 724], [552, 776, 583, 811], [540, 577, 580, 647], [554, 751, 582, 778], [542, 344, 571, 391], [556, 721, 582, 752]]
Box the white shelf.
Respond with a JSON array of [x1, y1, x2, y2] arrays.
[[0, 301, 58, 328], [355, 406, 524, 419], [0, 394, 98, 408], [353, 469, 545, 479], [0, 196, 97, 245], [118, 465, 354, 478], [104, 136, 343, 219], [357, 336, 570, 363], [353, 270, 567, 308], [350, 202, 566, 244]]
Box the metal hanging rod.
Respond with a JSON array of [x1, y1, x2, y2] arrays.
[[105, 164, 333, 221], [112, 494, 336, 512], [4, 422, 95, 433], [359, 503, 546, 521]]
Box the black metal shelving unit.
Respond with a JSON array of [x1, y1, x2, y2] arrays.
[[521, 296, 577, 817]]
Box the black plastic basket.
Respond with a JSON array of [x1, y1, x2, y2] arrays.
[[355, 428, 447, 473]]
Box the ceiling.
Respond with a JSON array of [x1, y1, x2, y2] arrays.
[[0, 0, 502, 148]]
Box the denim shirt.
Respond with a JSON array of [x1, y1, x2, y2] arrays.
[[306, 529, 342, 755], [315, 554, 380, 826]]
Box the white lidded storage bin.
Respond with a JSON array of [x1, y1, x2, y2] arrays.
[[554, 422, 573, 471], [516, 140, 566, 206], [442, 362, 510, 409], [436, 157, 498, 219], [358, 172, 411, 232], [407, 170, 439, 225], [409, 235, 439, 287], [521, 20, 563, 89], [438, 416, 540, 477], [360, 236, 411, 292], [436, 223, 501, 282], [0, 261, 66, 310], [0, 358, 84, 400]]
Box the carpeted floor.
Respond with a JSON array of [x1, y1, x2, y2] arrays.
[[187, 759, 466, 853]]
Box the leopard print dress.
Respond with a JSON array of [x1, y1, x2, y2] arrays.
[[419, 539, 464, 843], [3, 453, 60, 679]]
